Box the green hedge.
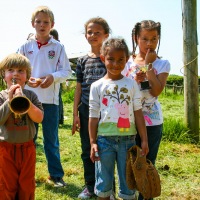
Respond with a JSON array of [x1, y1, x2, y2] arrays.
[[167, 74, 184, 86], [167, 74, 200, 86]]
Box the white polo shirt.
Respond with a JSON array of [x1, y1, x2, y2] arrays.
[[18, 35, 72, 105]]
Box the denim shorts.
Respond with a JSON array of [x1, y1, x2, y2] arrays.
[[95, 135, 136, 199]]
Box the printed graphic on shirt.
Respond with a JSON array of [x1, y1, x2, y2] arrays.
[[142, 95, 160, 125], [125, 64, 160, 125], [125, 65, 141, 78], [28, 51, 33, 55], [5, 115, 28, 131], [102, 84, 132, 132], [48, 50, 55, 59], [84, 64, 106, 83]]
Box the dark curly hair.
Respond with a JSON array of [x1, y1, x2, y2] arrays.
[[84, 17, 111, 34], [101, 38, 129, 58]]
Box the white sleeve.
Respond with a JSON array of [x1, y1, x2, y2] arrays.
[[17, 44, 25, 55], [52, 45, 72, 83], [122, 60, 131, 76], [132, 80, 142, 111], [89, 82, 100, 118], [162, 60, 171, 73], [156, 59, 171, 75]]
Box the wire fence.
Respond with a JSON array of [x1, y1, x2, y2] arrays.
[[164, 84, 200, 94]]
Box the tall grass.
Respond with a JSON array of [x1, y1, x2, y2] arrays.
[[162, 118, 191, 143], [159, 90, 200, 144]]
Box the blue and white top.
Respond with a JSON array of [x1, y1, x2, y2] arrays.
[[122, 57, 171, 126]]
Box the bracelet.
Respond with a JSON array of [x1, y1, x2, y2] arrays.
[[146, 63, 154, 71], [145, 63, 153, 68]]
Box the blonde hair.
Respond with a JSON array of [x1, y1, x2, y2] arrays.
[[31, 6, 54, 24], [0, 53, 31, 81]]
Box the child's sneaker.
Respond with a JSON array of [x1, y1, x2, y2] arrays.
[[78, 187, 94, 199], [47, 176, 67, 187]]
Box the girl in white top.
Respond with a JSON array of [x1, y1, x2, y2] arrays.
[[122, 20, 170, 200], [89, 38, 148, 200]]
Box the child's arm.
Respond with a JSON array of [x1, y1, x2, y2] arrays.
[[89, 80, 101, 162], [147, 69, 169, 97], [134, 109, 149, 156], [52, 45, 72, 83], [27, 103, 44, 123], [89, 117, 99, 163], [0, 96, 11, 125], [72, 82, 81, 135], [145, 49, 169, 96]]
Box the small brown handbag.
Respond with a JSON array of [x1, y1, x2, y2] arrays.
[[126, 145, 161, 199]]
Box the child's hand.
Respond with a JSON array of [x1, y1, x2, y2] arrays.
[[40, 74, 54, 88], [135, 71, 146, 83], [8, 84, 21, 102], [90, 144, 100, 163], [145, 49, 157, 67], [140, 141, 149, 156], [72, 116, 80, 135], [28, 77, 43, 88]]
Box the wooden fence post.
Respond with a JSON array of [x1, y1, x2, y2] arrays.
[[183, 0, 199, 142]]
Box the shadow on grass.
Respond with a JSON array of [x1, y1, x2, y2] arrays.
[[38, 182, 93, 199], [35, 140, 44, 154], [59, 123, 72, 130]]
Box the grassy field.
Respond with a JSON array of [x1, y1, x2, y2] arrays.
[[35, 90, 200, 200]]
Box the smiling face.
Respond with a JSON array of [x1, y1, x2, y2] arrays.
[[4, 67, 27, 88], [101, 47, 129, 80], [85, 23, 109, 48], [32, 12, 54, 39], [137, 29, 159, 55]]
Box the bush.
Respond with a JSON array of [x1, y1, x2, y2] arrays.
[[167, 74, 184, 86], [62, 81, 76, 104], [167, 74, 200, 86]]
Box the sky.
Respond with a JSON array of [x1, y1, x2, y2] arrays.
[[0, 0, 199, 76]]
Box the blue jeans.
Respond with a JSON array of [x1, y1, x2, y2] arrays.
[[95, 135, 136, 199], [136, 124, 163, 200], [78, 103, 95, 193], [35, 104, 64, 178]]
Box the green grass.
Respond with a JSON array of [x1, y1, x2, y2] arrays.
[[34, 89, 200, 199], [35, 103, 87, 200], [159, 91, 199, 143], [162, 118, 191, 143], [159, 91, 185, 120], [157, 141, 200, 200]]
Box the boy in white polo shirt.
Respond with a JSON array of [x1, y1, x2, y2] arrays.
[[18, 5, 72, 187]]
